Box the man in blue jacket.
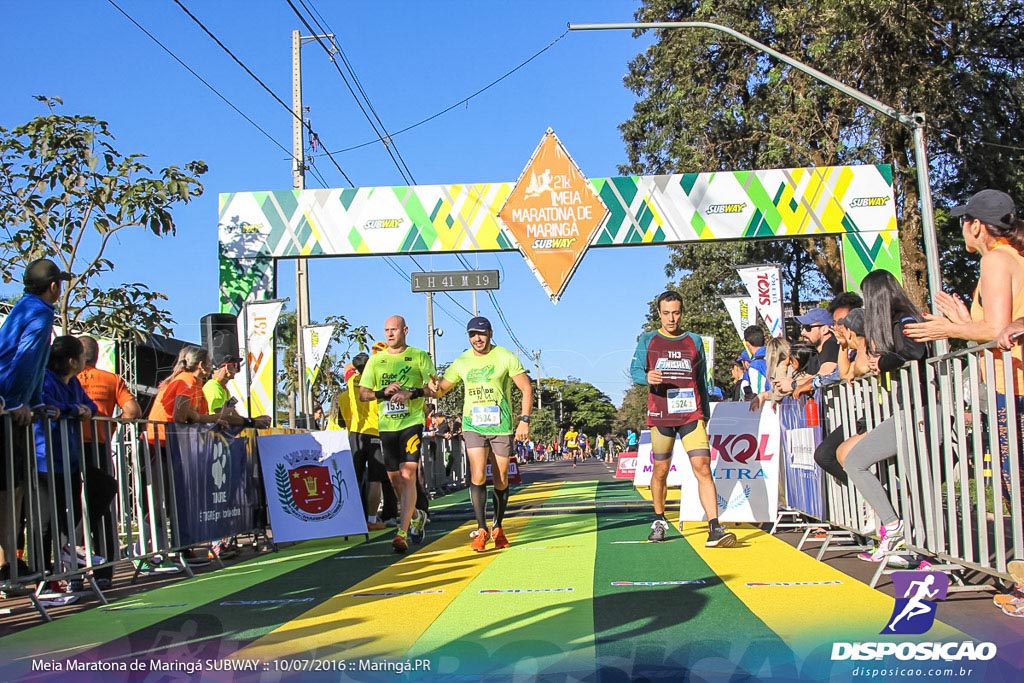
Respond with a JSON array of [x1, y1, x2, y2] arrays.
[[0, 258, 71, 582]]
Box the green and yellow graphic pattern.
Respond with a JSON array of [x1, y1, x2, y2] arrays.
[[219, 165, 899, 312]]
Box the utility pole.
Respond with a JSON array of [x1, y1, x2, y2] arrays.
[[292, 29, 309, 425], [292, 28, 333, 426], [533, 350, 542, 409], [426, 292, 437, 369]]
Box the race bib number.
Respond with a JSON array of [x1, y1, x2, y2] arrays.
[[470, 404, 501, 426], [667, 387, 697, 414], [383, 400, 409, 418]]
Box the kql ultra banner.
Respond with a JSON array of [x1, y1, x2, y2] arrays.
[[675, 402, 781, 522]]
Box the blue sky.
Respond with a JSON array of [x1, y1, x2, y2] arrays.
[[1, 0, 669, 404]]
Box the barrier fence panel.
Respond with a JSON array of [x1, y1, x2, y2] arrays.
[[792, 342, 1024, 586]]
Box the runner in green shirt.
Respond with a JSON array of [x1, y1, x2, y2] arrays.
[[359, 315, 436, 554], [431, 316, 532, 552]]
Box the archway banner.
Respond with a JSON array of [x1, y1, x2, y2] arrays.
[[498, 129, 609, 302], [219, 131, 899, 311]]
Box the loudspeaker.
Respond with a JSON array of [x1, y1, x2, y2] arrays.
[[200, 313, 239, 367]]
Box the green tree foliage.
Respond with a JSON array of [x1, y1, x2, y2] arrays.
[[622, 1, 1024, 307], [540, 377, 617, 437], [0, 97, 207, 339], [616, 382, 649, 437], [527, 406, 559, 446]]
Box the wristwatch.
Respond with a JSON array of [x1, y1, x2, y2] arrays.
[[519, 415, 530, 423]]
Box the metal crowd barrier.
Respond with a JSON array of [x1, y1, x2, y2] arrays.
[[801, 341, 1024, 590], [420, 435, 467, 495], [0, 414, 268, 623]]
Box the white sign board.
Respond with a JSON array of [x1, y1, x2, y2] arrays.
[[257, 430, 367, 543], [677, 402, 781, 522]]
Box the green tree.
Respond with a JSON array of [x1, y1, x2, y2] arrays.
[[527, 406, 558, 446], [622, 1, 1024, 307], [0, 96, 207, 339], [616, 382, 649, 437], [551, 377, 617, 437]]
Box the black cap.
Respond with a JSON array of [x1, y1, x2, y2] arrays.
[[23, 259, 72, 290], [950, 189, 1017, 231], [467, 316, 493, 334], [217, 355, 243, 367]]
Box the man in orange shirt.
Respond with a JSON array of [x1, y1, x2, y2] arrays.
[[77, 336, 142, 588]]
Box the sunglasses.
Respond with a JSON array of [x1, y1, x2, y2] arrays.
[[802, 324, 823, 332]]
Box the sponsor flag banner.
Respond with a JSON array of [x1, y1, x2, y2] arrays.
[[257, 429, 365, 543], [232, 299, 284, 420], [632, 430, 688, 487], [678, 402, 781, 522], [737, 265, 784, 338], [303, 324, 334, 391], [167, 424, 257, 546], [700, 334, 715, 390], [721, 296, 756, 340], [498, 129, 609, 303]]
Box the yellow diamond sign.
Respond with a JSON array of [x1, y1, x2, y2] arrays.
[[499, 129, 609, 303]]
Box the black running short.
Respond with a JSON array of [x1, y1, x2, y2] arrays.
[[378, 424, 424, 472]]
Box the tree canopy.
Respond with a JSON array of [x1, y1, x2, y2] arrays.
[[0, 97, 208, 339], [621, 1, 1024, 307]]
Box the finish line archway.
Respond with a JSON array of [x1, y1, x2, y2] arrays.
[[218, 130, 900, 417]]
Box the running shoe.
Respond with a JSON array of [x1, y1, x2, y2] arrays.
[[647, 520, 669, 543], [492, 527, 510, 549], [409, 509, 428, 545], [392, 531, 408, 554], [706, 525, 737, 548], [134, 560, 181, 576], [366, 520, 386, 531], [994, 585, 1024, 610], [60, 545, 105, 567], [857, 521, 906, 562], [471, 528, 489, 552]]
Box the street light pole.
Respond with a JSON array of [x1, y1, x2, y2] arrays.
[[568, 21, 943, 311]]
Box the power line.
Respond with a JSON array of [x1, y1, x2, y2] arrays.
[[288, 1, 532, 353], [314, 28, 571, 156], [170, 0, 355, 186], [284, 0, 415, 184], [106, 0, 292, 161]]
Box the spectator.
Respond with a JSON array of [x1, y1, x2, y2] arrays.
[[741, 326, 769, 399], [339, 352, 389, 531], [813, 308, 871, 484], [34, 336, 98, 575], [0, 259, 71, 583], [841, 270, 929, 562], [905, 189, 1024, 510], [750, 337, 791, 410], [77, 335, 142, 588]]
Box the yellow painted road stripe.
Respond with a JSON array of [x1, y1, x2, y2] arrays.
[[680, 522, 965, 657], [233, 481, 564, 661], [408, 512, 598, 676]]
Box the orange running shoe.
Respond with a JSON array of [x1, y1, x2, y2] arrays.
[[392, 532, 408, 554], [471, 528, 489, 552], [492, 527, 510, 549]]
